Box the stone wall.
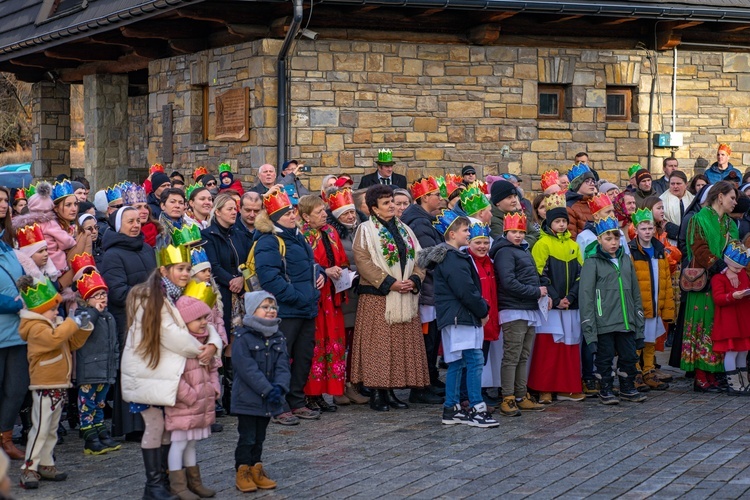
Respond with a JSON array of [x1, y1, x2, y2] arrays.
[[144, 39, 750, 192], [128, 95, 149, 175], [31, 81, 70, 178]]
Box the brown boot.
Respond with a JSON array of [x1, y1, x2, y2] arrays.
[[250, 463, 277, 490], [1, 430, 24, 460], [169, 469, 200, 500], [185, 465, 216, 498], [344, 383, 369, 404], [634, 372, 650, 393], [235, 465, 257, 492], [643, 371, 669, 391]]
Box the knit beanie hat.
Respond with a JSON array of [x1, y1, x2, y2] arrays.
[[490, 180, 518, 205], [220, 170, 234, 184], [94, 190, 109, 213], [270, 206, 292, 223], [243, 290, 276, 320], [733, 194, 750, 215], [569, 170, 595, 193], [545, 206, 569, 225], [27, 181, 54, 213], [598, 182, 619, 194], [201, 174, 217, 186], [175, 295, 212, 325], [151, 172, 171, 192], [635, 169, 652, 186]]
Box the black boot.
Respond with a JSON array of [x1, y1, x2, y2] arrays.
[[408, 387, 443, 404], [387, 390, 409, 409], [142, 448, 178, 500], [221, 356, 233, 415], [83, 426, 108, 455], [369, 389, 390, 412], [598, 377, 619, 405], [358, 384, 373, 397], [619, 376, 647, 402], [95, 424, 121, 452]]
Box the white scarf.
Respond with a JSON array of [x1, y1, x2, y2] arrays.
[[358, 218, 421, 324], [660, 190, 694, 226]]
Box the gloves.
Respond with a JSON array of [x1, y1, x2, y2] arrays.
[[74, 310, 92, 329], [635, 338, 645, 350], [267, 385, 284, 404], [587, 341, 598, 354]]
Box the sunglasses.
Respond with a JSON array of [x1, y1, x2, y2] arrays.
[[205, 181, 217, 187]]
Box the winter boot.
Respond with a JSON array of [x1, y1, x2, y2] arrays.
[[725, 370, 744, 396], [96, 423, 121, 452], [499, 396, 521, 417], [634, 372, 650, 393], [235, 465, 257, 492], [82, 426, 108, 455], [619, 376, 647, 402], [517, 393, 545, 412], [387, 390, 409, 409], [142, 448, 178, 500], [693, 368, 718, 393], [168, 469, 200, 500], [185, 465, 215, 498], [713, 371, 729, 392], [250, 463, 277, 490], [1, 429, 24, 460], [643, 370, 669, 391], [598, 377, 619, 405], [19, 468, 40, 489], [739, 368, 750, 396]]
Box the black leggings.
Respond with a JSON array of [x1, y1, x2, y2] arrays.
[[0, 344, 30, 431]]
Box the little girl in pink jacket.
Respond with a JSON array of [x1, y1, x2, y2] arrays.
[[23, 182, 77, 272]]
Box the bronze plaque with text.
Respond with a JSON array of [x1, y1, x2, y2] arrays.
[[215, 88, 249, 141]]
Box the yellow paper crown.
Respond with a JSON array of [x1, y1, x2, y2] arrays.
[[157, 244, 191, 267], [183, 280, 217, 308], [545, 193, 566, 210]]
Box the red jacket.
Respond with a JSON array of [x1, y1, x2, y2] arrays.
[[711, 270, 750, 353], [220, 179, 245, 196], [469, 249, 500, 342]]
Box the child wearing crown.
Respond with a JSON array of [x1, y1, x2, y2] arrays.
[[628, 208, 675, 391], [579, 215, 646, 405], [16, 276, 93, 489], [12, 224, 60, 282], [529, 194, 585, 404], [711, 242, 750, 395], [489, 212, 548, 417]]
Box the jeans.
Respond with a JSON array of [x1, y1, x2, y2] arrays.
[[581, 340, 595, 380], [445, 349, 484, 408], [594, 331, 638, 380], [501, 319, 535, 399], [0, 344, 30, 431], [279, 318, 316, 410], [235, 415, 270, 469]]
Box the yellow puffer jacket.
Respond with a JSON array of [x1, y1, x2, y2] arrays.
[[628, 238, 675, 321]]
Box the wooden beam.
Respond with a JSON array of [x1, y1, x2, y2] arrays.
[[598, 17, 638, 26], [672, 21, 703, 30], [8, 54, 82, 69], [270, 16, 291, 38], [58, 53, 151, 83], [226, 24, 270, 38], [656, 28, 681, 50], [120, 20, 209, 40], [44, 43, 123, 62], [415, 8, 445, 18], [169, 38, 209, 55], [485, 11, 516, 23], [545, 15, 583, 24], [468, 24, 501, 45], [175, 4, 261, 24], [718, 24, 750, 33]]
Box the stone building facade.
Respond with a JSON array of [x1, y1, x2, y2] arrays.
[[138, 37, 750, 192]]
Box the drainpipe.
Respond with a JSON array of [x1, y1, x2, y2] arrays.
[[672, 46, 677, 133], [277, 0, 304, 169]]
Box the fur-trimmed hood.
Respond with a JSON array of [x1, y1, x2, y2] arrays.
[[253, 210, 277, 235], [417, 243, 449, 271], [12, 210, 59, 230], [13, 248, 61, 281]]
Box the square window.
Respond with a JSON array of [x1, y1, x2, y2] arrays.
[[606, 87, 633, 121], [538, 85, 565, 120]]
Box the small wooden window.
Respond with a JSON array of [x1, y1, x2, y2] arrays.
[[606, 87, 633, 121], [538, 85, 565, 120]]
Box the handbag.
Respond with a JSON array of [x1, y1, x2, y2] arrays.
[[679, 259, 708, 293]]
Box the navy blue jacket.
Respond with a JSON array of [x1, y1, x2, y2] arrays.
[[75, 306, 119, 385], [252, 213, 321, 319], [489, 236, 542, 310], [401, 203, 443, 306], [147, 192, 162, 219], [231, 326, 291, 417]]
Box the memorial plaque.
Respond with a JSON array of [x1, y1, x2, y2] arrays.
[[215, 88, 250, 141]]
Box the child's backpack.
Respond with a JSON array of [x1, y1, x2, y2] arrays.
[[240, 235, 287, 292]]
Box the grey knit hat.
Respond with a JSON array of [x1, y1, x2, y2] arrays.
[[243, 291, 276, 321]]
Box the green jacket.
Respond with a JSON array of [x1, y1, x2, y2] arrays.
[[489, 205, 539, 249], [579, 244, 645, 345]]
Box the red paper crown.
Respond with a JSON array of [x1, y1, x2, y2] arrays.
[[504, 212, 527, 232], [16, 224, 44, 249], [71, 252, 97, 281], [193, 166, 209, 180], [444, 174, 463, 198], [540, 170, 559, 192], [263, 190, 292, 215], [14, 188, 26, 201], [410, 177, 439, 200], [587, 193, 613, 216], [149, 163, 165, 175], [77, 270, 108, 300], [473, 180, 489, 195], [327, 188, 354, 213]]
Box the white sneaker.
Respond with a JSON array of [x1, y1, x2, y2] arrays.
[[467, 402, 499, 428]]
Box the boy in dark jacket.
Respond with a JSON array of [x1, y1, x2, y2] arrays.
[[232, 291, 291, 493], [418, 212, 496, 428], [75, 271, 121, 456], [579, 215, 646, 405], [489, 213, 548, 417]]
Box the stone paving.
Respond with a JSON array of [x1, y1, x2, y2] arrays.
[[9, 354, 750, 499]]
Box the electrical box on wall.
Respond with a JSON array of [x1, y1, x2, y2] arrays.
[[653, 132, 684, 148]]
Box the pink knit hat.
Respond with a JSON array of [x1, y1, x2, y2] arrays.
[[175, 295, 212, 324], [27, 181, 54, 213]]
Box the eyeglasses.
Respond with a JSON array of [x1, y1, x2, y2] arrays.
[[205, 181, 217, 187], [583, 178, 596, 185], [90, 292, 107, 300], [258, 305, 278, 312]]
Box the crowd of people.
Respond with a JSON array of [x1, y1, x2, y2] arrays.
[[0, 143, 749, 498]]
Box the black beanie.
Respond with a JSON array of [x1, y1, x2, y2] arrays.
[[201, 174, 217, 186], [733, 194, 750, 215], [546, 207, 569, 225], [270, 206, 292, 223], [490, 180, 517, 205], [151, 172, 171, 190], [220, 171, 234, 183]]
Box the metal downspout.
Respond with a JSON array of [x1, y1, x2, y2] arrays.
[[277, 0, 304, 169], [672, 46, 677, 134]]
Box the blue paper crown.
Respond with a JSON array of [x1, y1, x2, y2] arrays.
[[122, 184, 147, 205], [190, 247, 210, 268], [469, 222, 490, 241], [724, 241, 750, 268], [594, 215, 619, 236], [433, 209, 461, 235], [51, 180, 74, 202], [106, 185, 123, 205], [567, 162, 591, 182]]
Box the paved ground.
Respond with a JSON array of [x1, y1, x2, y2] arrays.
[[9, 354, 750, 499]]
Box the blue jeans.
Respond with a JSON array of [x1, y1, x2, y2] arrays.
[[444, 349, 484, 408]]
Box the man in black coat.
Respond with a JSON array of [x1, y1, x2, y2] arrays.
[[652, 156, 679, 195], [358, 150, 407, 189]]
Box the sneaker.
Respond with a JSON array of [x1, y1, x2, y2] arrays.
[[538, 392, 553, 404], [38, 465, 67, 481], [499, 396, 521, 417], [517, 393, 545, 412], [292, 406, 321, 420], [598, 390, 620, 405], [582, 378, 599, 397], [556, 392, 586, 402], [467, 403, 500, 428], [19, 469, 40, 489], [620, 389, 647, 402], [271, 412, 300, 426], [441, 404, 471, 425]]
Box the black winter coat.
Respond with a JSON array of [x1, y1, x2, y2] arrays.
[[418, 244, 489, 330], [147, 192, 162, 219], [490, 236, 542, 310], [231, 326, 291, 417], [75, 306, 119, 385], [401, 203, 443, 306], [100, 230, 157, 345]]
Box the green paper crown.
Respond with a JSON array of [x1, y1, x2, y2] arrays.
[[171, 223, 202, 247], [24, 184, 37, 198], [218, 162, 232, 174], [628, 163, 642, 178], [436, 176, 447, 198], [184, 183, 203, 200], [460, 185, 491, 216], [377, 149, 393, 163], [20, 277, 60, 313], [631, 208, 654, 226]]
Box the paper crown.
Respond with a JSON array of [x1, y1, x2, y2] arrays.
[[628, 163, 642, 178], [20, 277, 61, 313], [171, 223, 202, 247], [106, 185, 123, 206], [460, 185, 491, 216], [432, 209, 461, 235], [540, 170, 559, 192], [504, 212, 527, 232], [469, 221, 490, 240], [218, 162, 232, 174], [150, 163, 165, 175], [437, 174, 463, 199], [410, 177, 439, 201], [631, 208, 654, 226], [184, 183, 203, 200], [327, 188, 354, 213], [190, 247, 211, 272], [71, 252, 97, 282], [546, 193, 567, 211], [13, 188, 26, 201], [24, 184, 36, 198], [567, 163, 591, 182], [377, 149, 394, 164], [724, 241, 750, 268], [183, 280, 217, 308], [594, 215, 620, 236], [472, 180, 489, 195], [122, 184, 147, 205], [51, 180, 74, 202], [263, 190, 293, 215], [587, 193, 613, 215], [77, 271, 108, 300], [157, 244, 191, 267], [16, 224, 45, 249], [193, 166, 209, 180]]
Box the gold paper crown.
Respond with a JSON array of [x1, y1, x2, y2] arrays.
[[157, 244, 191, 267], [545, 193, 566, 211], [183, 280, 217, 308]]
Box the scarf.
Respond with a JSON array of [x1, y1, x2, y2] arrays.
[[687, 206, 737, 262], [358, 215, 421, 324], [661, 190, 693, 227], [469, 249, 500, 342], [162, 277, 184, 304], [244, 315, 281, 337]]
